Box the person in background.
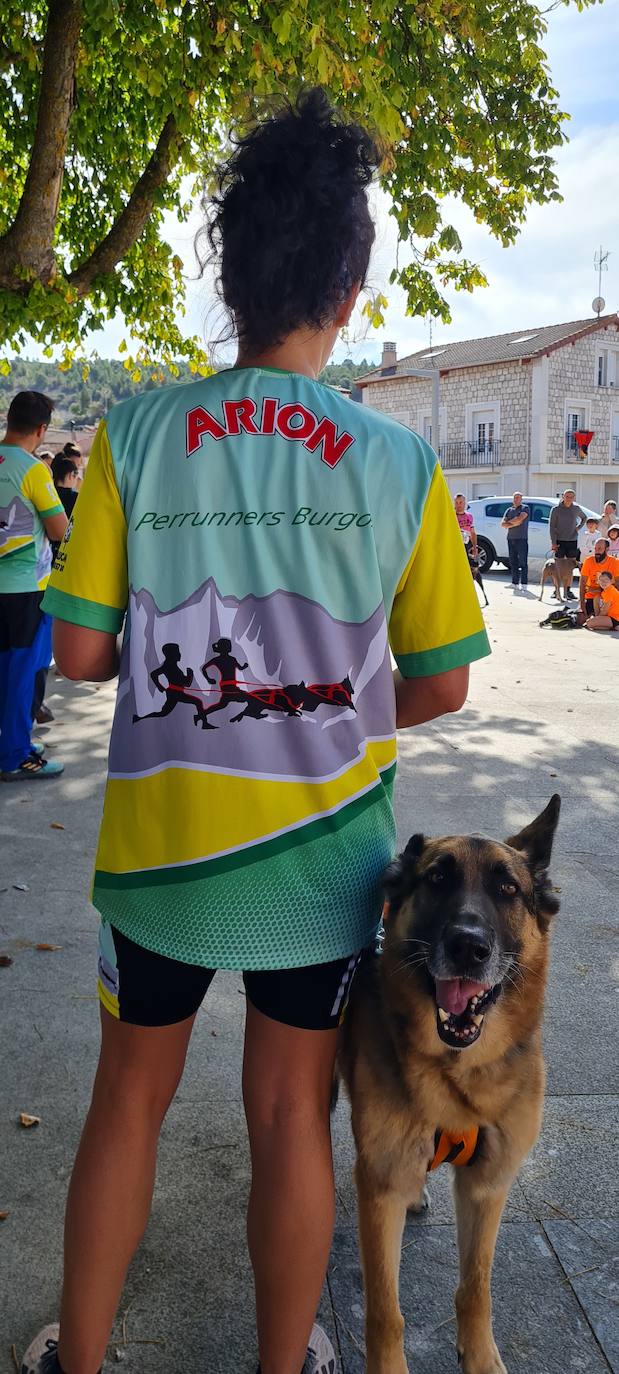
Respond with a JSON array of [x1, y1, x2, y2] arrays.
[[37, 449, 55, 470], [50, 455, 80, 562], [61, 441, 83, 483], [0, 391, 67, 780], [579, 537, 618, 618], [22, 89, 490, 1374], [605, 523, 619, 561], [549, 489, 586, 571], [598, 499, 618, 537], [454, 493, 478, 557], [501, 491, 530, 591], [584, 570, 619, 632], [580, 515, 601, 561]]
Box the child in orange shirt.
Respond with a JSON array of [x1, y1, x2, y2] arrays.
[[579, 539, 618, 615], [584, 570, 619, 631]]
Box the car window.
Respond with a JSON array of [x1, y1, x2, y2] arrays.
[[485, 502, 511, 518], [529, 503, 551, 524]]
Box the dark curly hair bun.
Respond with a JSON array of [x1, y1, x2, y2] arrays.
[[205, 87, 379, 353]]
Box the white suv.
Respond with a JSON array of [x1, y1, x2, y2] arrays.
[[467, 497, 599, 572]]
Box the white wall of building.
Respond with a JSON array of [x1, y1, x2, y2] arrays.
[[361, 323, 619, 512]]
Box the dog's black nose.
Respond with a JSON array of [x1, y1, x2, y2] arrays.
[[444, 920, 495, 967]]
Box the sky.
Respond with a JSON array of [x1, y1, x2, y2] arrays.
[[14, 0, 619, 366]]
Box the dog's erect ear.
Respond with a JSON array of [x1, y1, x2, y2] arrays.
[[507, 794, 561, 871], [507, 795, 561, 928], [383, 834, 426, 912]]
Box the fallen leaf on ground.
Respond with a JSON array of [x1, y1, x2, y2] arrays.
[[36, 943, 62, 952], [13, 883, 29, 892], [0, 954, 13, 967], [19, 1112, 41, 1128], [0, 1210, 9, 1221], [549, 772, 558, 777], [50, 822, 65, 831]]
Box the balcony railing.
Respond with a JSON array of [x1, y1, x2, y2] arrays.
[[439, 440, 501, 470]]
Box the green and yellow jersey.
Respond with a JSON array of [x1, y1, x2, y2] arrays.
[[43, 369, 490, 970], [0, 445, 63, 592]]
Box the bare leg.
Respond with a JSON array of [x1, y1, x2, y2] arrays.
[[453, 1168, 510, 1374], [57, 1009, 195, 1374], [242, 1002, 338, 1374], [356, 1164, 409, 1374]]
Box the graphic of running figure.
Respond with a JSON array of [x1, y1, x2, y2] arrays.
[[132, 643, 208, 726], [199, 637, 250, 727]]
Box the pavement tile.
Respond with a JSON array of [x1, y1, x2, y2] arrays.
[[544, 1219, 619, 1373], [329, 1219, 611, 1373], [519, 1096, 619, 1220]]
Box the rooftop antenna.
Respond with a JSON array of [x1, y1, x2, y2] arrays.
[[592, 245, 609, 317]]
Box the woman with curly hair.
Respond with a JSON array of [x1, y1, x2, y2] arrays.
[[24, 89, 489, 1374]]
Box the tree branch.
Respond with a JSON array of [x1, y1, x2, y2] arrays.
[[0, 0, 82, 287], [69, 114, 183, 295]]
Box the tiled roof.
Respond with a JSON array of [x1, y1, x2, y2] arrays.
[[358, 314, 619, 383]]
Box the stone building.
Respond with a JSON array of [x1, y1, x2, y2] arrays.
[[357, 315, 619, 512]]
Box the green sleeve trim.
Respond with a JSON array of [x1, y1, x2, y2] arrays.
[[41, 585, 125, 634], [395, 627, 491, 679], [39, 503, 65, 518]]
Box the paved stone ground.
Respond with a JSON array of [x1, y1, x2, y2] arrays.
[[1, 567, 617, 1373]]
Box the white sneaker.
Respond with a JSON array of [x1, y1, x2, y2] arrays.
[[21, 1325, 60, 1373], [304, 1323, 336, 1373]]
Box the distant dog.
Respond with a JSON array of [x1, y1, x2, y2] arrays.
[[538, 555, 579, 601], [338, 796, 561, 1374]]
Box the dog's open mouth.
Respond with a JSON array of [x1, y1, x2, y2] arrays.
[[433, 978, 502, 1048]]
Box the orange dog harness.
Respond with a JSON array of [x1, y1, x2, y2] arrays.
[[428, 1127, 481, 1171]]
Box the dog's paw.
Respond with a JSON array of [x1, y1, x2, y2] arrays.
[[408, 1185, 431, 1214], [457, 1340, 507, 1374]]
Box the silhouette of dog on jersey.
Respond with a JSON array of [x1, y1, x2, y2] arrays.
[[132, 643, 208, 726], [230, 675, 355, 724]]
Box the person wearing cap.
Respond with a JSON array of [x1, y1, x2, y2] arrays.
[[549, 490, 587, 573], [579, 537, 618, 617], [37, 449, 55, 470]]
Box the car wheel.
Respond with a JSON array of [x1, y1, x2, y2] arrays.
[[476, 538, 494, 572]]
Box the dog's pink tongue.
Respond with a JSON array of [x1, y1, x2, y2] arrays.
[[435, 978, 487, 1016]]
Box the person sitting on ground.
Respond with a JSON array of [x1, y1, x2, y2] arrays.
[[605, 523, 619, 561], [598, 499, 618, 537], [549, 489, 587, 568], [454, 493, 478, 557], [584, 570, 619, 632], [579, 516, 601, 561], [579, 537, 618, 617]]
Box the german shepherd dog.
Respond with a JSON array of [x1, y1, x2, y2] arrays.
[[338, 795, 561, 1374]]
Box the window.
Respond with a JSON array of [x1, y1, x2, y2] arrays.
[[604, 481, 618, 505], [596, 350, 618, 388], [565, 405, 587, 455], [485, 501, 510, 518], [467, 403, 500, 455], [511, 334, 539, 345], [529, 503, 551, 524]]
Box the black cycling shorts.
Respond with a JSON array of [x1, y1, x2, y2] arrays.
[[97, 922, 360, 1030]]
